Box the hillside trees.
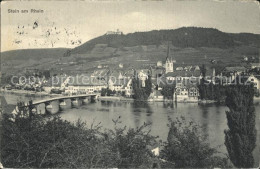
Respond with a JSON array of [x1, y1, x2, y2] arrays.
[[70, 27, 245, 55]]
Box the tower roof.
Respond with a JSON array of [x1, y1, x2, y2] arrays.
[[165, 41, 176, 63]]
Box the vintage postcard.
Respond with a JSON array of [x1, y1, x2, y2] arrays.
[[0, 0, 259, 168]]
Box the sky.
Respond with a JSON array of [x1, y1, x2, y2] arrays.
[[1, 0, 260, 52]]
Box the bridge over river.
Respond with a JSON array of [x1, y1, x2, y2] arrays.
[[14, 94, 97, 115]]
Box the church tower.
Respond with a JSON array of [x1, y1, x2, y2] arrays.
[[166, 58, 174, 73], [165, 42, 174, 74]]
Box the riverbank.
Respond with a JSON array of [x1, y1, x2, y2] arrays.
[[0, 89, 62, 97], [98, 96, 134, 102], [98, 96, 205, 103]]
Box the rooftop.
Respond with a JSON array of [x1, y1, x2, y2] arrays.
[[165, 70, 201, 77], [224, 66, 246, 72], [68, 75, 107, 86]]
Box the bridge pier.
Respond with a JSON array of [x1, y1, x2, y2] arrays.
[[82, 97, 91, 104], [91, 95, 96, 102], [72, 98, 83, 108], [60, 99, 72, 111], [46, 100, 60, 114], [35, 103, 46, 115]]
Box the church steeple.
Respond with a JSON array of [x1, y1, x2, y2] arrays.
[[165, 41, 174, 73], [166, 41, 170, 61]]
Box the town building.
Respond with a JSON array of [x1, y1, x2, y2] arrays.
[[108, 78, 129, 92], [119, 63, 124, 68], [243, 56, 248, 61], [236, 74, 260, 94], [151, 90, 164, 101], [122, 78, 133, 97], [223, 66, 247, 81], [157, 61, 163, 67], [251, 63, 260, 69], [174, 80, 199, 102], [165, 67, 202, 82], [91, 69, 110, 79], [109, 70, 125, 80], [42, 75, 69, 93], [137, 70, 149, 87], [247, 74, 260, 92], [65, 75, 107, 95]]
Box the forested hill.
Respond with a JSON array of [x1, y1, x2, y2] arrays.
[[70, 27, 260, 55]]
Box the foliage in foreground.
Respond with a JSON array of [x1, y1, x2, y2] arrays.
[[225, 84, 257, 168], [1, 114, 157, 168], [1, 112, 232, 168], [161, 116, 231, 168]]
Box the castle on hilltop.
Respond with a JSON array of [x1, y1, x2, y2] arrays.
[[106, 29, 123, 35]]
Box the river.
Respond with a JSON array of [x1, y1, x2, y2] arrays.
[[2, 93, 260, 166]]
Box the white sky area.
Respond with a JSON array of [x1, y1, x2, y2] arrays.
[[1, 0, 260, 52]]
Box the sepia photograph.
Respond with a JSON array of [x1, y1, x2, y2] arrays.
[[0, 0, 260, 168]]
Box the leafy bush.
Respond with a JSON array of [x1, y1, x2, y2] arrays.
[[1, 114, 157, 168], [161, 116, 231, 168], [1, 104, 232, 168]]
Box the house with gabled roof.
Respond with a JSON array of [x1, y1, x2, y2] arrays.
[[108, 78, 129, 92], [165, 69, 201, 81], [173, 79, 199, 102], [233, 74, 260, 94]]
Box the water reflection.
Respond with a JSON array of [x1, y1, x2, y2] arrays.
[[200, 105, 209, 135], [163, 101, 174, 109]]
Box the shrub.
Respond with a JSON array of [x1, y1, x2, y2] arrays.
[[1, 114, 157, 168], [161, 116, 231, 168]]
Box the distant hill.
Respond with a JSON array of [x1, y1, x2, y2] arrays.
[[1, 48, 68, 61], [1, 27, 259, 75], [70, 27, 260, 55]]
